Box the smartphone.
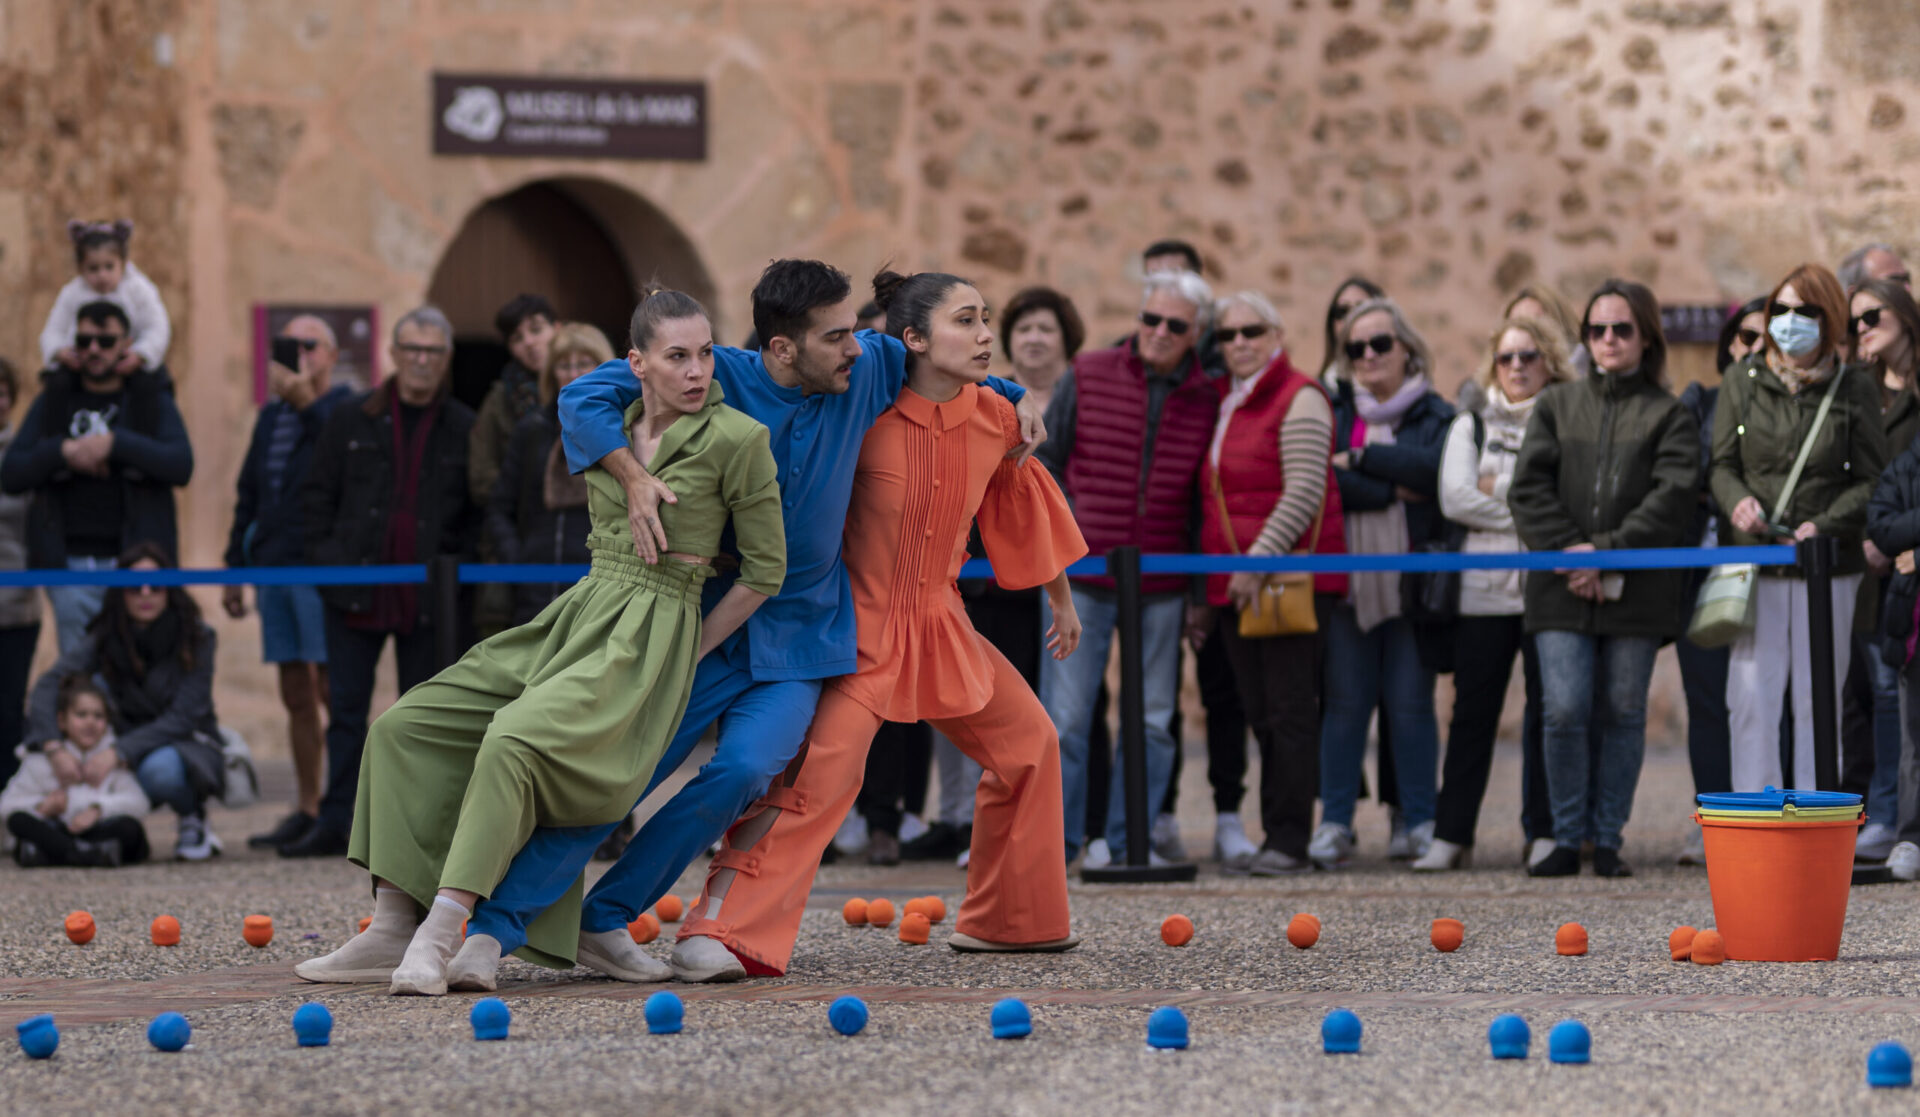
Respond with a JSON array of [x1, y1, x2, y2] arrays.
[[270, 335, 302, 371]]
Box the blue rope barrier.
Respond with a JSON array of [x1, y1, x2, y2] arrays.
[[0, 546, 1799, 588]]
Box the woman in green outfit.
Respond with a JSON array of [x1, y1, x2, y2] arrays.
[[294, 289, 785, 996]]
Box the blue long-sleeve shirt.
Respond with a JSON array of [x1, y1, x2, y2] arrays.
[[559, 330, 1024, 682]]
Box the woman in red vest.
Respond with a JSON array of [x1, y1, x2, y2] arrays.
[[1194, 291, 1348, 874]]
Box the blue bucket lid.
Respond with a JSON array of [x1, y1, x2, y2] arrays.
[[1696, 786, 1862, 810]]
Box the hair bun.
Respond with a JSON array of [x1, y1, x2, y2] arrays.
[[871, 269, 909, 313]]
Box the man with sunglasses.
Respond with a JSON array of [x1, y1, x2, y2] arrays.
[[0, 300, 192, 655], [1035, 269, 1222, 867]]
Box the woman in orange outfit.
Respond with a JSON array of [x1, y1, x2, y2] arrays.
[[668, 269, 1088, 980]]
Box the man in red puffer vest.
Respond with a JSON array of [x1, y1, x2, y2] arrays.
[[1035, 270, 1221, 866]]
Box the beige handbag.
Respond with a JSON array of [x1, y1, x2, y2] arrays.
[[1212, 473, 1323, 638]]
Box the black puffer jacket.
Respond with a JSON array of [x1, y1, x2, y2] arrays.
[[484, 407, 591, 625], [1329, 377, 1455, 547], [1868, 437, 1920, 668]]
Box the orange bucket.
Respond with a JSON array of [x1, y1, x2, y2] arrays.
[[1695, 812, 1859, 961]]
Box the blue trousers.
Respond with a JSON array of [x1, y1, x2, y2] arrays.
[[467, 652, 820, 958]]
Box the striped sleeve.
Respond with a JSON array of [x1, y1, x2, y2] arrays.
[[1248, 388, 1333, 556]]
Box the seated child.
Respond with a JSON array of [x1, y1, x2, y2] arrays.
[[38, 219, 171, 373], [1, 676, 152, 867]]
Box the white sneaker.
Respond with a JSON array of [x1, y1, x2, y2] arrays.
[[1249, 848, 1309, 876], [174, 815, 222, 862], [1307, 822, 1354, 868], [898, 813, 930, 844], [1151, 813, 1188, 862], [955, 848, 970, 869], [832, 812, 869, 856], [1527, 837, 1558, 869], [1386, 810, 1412, 860], [446, 933, 502, 993], [1677, 829, 1706, 866], [1410, 837, 1470, 871], [1405, 819, 1436, 860], [1857, 821, 1897, 862], [668, 935, 748, 983], [577, 928, 671, 983], [1214, 813, 1259, 874], [1080, 839, 1113, 870], [1889, 841, 1920, 882]]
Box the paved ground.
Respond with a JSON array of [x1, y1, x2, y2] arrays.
[[4, 739, 1918, 1115]]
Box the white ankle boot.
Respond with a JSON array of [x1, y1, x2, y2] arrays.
[[1410, 837, 1470, 872], [296, 888, 419, 984], [389, 899, 468, 996]]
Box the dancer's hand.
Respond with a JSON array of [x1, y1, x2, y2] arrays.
[[1009, 394, 1048, 464], [597, 447, 676, 563], [1045, 582, 1082, 660]]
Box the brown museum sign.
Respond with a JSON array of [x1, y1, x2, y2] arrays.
[[432, 73, 706, 161]]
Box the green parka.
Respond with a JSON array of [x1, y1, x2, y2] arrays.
[[1508, 367, 1701, 637]]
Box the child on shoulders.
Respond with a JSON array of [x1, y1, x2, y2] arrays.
[[38, 219, 171, 373]]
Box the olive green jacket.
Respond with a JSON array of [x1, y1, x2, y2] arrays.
[[1508, 368, 1701, 638], [1709, 356, 1888, 578]]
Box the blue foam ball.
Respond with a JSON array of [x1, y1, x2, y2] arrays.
[[644, 991, 684, 1036], [1146, 1006, 1189, 1050], [1869, 1041, 1914, 1088], [1548, 1019, 1591, 1065], [1322, 1008, 1362, 1055], [16, 1014, 58, 1060], [147, 1012, 191, 1053], [828, 996, 868, 1036], [470, 998, 511, 1042], [1488, 1014, 1531, 1060], [292, 1003, 332, 1048], [990, 998, 1032, 1040]]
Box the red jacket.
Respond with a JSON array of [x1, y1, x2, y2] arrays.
[[1063, 344, 1218, 594], [1199, 353, 1348, 605]]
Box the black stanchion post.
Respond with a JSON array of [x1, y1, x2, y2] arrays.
[[430, 555, 462, 671], [1798, 535, 1839, 790], [1080, 546, 1197, 884]]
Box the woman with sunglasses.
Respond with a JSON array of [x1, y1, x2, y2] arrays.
[[1317, 277, 1387, 384], [21, 540, 226, 860], [1713, 264, 1888, 795], [1510, 279, 1700, 877], [1503, 284, 1592, 378], [1189, 292, 1347, 874], [1842, 279, 1920, 866], [1309, 298, 1451, 868], [1415, 316, 1576, 872]]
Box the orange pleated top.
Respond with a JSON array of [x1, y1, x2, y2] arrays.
[[832, 384, 1088, 722]]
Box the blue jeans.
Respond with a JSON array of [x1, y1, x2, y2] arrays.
[[49, 556, 114, 657], [1039, 587, 1183, 859], [1534, 630, 1658, 851], [1317, 606, 1437, 829], [135, 746, 200, 817], [1864, 640, 1901, 830], [467, 651, 821, 956]]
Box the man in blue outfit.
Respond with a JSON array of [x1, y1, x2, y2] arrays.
[[438, 259, 1042, 988]]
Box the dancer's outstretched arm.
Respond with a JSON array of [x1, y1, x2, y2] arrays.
[[697, 585, 769, 661]]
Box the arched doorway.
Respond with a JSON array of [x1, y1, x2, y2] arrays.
[[426, 177, 715, 410]]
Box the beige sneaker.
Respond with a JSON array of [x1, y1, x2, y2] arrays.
[[446, 933, 502, 993], [668, 935, 748, 983], [577, 928, 671, 983]]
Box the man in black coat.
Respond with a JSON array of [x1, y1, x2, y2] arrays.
[[282, 306, 478, 858]]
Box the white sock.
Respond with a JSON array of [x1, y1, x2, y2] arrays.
[[367, 887, 421, 935], [433, 895, 472, 918]]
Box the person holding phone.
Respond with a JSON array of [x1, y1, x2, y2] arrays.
[[1713, 264, 1888, 794], [223, 316, 354, 853]]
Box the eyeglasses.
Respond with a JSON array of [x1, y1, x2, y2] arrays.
[[1736, 327, 1762, 348], [1216, 324, 1271, 343], [1496, 349, 1542, 369], [1343, 334, 1396, 361], [1139, 312, 1191, 336], [1889, 272, 1913, 287], [1851, 307, 1885, 334], [395, 343, 450, 360], [1585, 321, 1637, 343], [74, 333, 122, 350], [1771, 302, 1822, 321], [127, 583, 164, 597]]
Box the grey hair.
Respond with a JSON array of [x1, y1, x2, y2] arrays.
[[282, 314, 338, 350], [393, 305, 454, 346], [1141, 269, 1214, 328], [1215, 290, 1283, 332], [1334, 297, 1433, 384], [1840, 243, 1904, 290]]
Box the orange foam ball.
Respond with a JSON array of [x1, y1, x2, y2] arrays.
[[1431, 917, 1464, 953], [1286, 914, 1319, 950], [357, 916, 372, 935], [899, 912, 932, 945], [866, 899, 896, 928], [1668, 925, 1697, 961], [65, 910, 95, 945], [922, 896, 946, 923], [628, 913, 660, 944], [1555, 922, 1588, 956], [150, 915, 180, 947], [842, 898, 870, 925], [1161, 914, 1195, 947], [243, 914, 274, 948], [904, 898, 930, 920], [656, 895, 684, 923], [1690, 928, 1727, 965]]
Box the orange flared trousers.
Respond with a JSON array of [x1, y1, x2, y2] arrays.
[[677, 643, 1069, 975]]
